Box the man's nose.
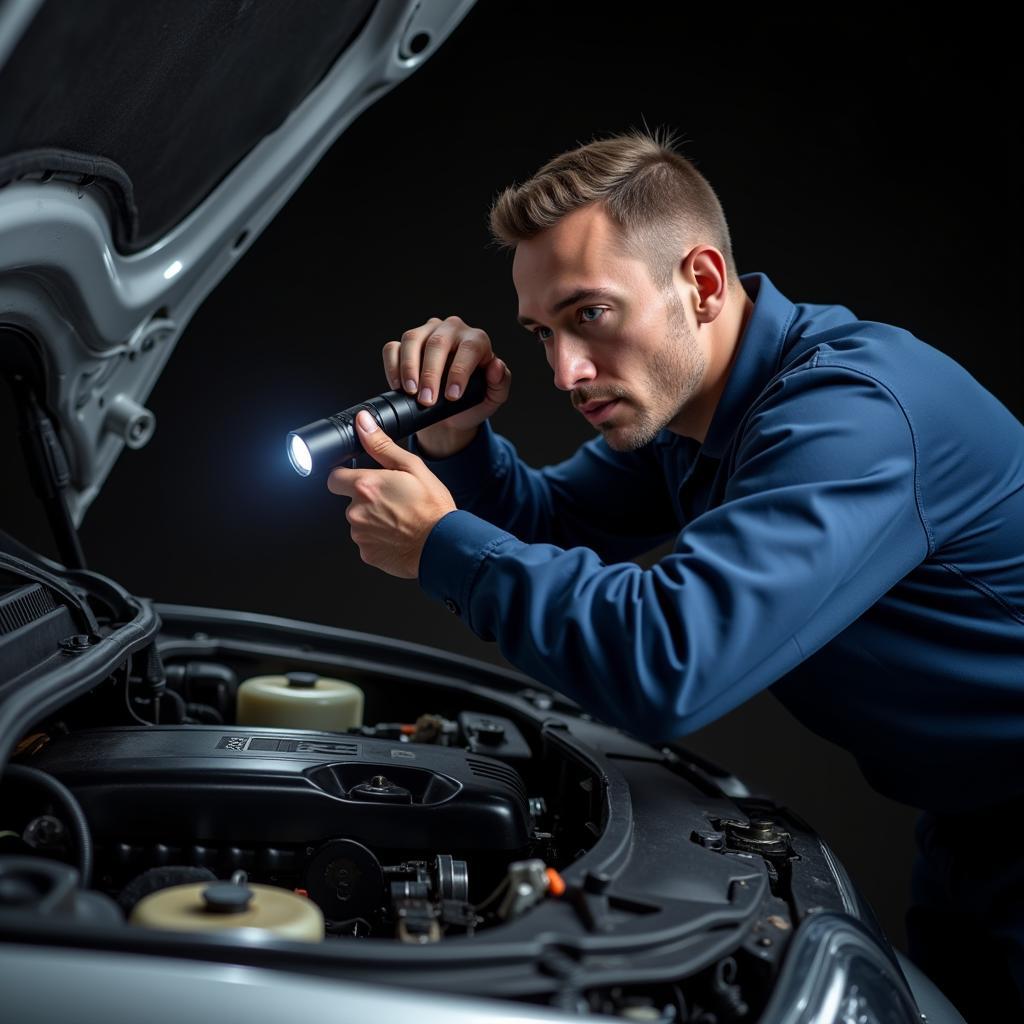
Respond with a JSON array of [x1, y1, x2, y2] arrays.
[[550, 336, 597, 391]]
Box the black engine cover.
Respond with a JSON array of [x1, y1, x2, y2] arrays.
[[28, 725, 532, 852]]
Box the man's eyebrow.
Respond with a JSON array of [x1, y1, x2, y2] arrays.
[[517, 287, 621, 327]]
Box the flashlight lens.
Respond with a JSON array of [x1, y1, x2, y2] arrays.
[[288, 433, 312, 476]]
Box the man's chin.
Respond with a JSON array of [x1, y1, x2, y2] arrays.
[[599, 411, 666, 451], [600, 425, 645, 452]]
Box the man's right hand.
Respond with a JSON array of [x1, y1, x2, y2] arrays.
[[383, 315, 511, 458]]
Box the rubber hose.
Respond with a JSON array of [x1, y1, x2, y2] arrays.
[[2, 763, 92, 888]]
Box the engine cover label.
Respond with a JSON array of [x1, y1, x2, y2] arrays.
[[216, 735, 360, 755]]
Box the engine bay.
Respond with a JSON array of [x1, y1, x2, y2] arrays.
[[0, 586, 875, 1020]]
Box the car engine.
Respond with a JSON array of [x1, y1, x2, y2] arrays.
[[0, 590, 892, 1021], [19, 711, 539, 940]]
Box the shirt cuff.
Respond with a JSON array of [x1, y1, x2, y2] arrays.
[[408, 419, 507, 504], [418, 508, 523, 632]]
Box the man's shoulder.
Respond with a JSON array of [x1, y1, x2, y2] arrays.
[[748, 309, 1024, 533], [776, 306, 991, 421], [784, 303, 928, 377], [734, 314, 937, 474]]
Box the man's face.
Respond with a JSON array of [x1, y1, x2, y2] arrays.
[[512, 203, 707, 451]]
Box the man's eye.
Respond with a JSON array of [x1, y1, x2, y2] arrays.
[[532, 307, 605, 342]]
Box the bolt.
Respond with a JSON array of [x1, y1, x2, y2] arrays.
[[59, 634, 93, 653]]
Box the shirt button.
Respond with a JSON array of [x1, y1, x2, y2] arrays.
[[444, 598, 459, 615]]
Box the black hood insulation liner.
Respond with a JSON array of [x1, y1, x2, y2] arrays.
[[0, 0, 378, 252]]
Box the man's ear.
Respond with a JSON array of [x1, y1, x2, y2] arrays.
[[687, 247, 730, 323]]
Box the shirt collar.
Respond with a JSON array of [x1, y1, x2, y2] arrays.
[[699, 271, 797, 459]]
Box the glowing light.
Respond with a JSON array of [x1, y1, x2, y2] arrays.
[[163, 260, 183, 280], [288, 433, 312, 475]]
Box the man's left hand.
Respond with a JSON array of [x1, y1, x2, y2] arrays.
[[327, 410, 457, 579]]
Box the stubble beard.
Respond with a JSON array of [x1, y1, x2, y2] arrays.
[[601, 291, 706, 452]]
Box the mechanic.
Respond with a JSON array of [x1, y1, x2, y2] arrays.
[[326, 127, 1024, 1017]]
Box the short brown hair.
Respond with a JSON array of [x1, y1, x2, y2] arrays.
[[488, 126, 740, 293]]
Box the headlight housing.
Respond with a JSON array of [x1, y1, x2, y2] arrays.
[[760, 912, 922, 1023]]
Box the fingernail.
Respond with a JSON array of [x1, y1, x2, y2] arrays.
[[418, 387, 433, 403], [357, 410, 378, 433], [446, 383, 461, 400], [405, 378, 417, 392]]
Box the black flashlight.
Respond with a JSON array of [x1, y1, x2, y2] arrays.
[[287, 367, 488, 476]]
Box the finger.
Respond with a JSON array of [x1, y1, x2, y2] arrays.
[[483, 356, 511, 405], [383, 340, 402, 391], [417, 317, 463, 408], [327, 466, 360, 496], [399, 317, 443, 397], [355, 409, 418, 471], [442, 332, 491, 402]]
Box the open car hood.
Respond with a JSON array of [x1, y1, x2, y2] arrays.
[[0, 0, 475, 527]]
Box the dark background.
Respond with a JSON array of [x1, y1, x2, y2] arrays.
[[3, 3, 1020, 953]]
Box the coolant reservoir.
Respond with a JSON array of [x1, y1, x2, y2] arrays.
[[130, 876, 324, 942], [236, 671, 364, 731]]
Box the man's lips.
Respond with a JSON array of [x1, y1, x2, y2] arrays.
[[578, 398, 620, 423]]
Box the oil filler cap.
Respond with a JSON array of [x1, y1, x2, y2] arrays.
[[202, 881, 254, 914], [349, 774, 413, 804]]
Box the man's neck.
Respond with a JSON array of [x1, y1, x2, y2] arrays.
[[669, 284, 755, 444]]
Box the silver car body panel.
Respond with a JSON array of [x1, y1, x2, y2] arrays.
[[0, 944, 611, 1024]]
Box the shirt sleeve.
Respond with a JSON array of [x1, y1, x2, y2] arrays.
[[411, 418, 680, 563], [417, 363, 932, 744]]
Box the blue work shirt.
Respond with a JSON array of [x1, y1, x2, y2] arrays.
[[413, 271, 1024, 814]]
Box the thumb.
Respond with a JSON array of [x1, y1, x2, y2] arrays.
[[355, 409, 416, 470]]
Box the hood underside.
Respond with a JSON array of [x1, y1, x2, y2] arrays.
[[0, 0, 378, 252], [0, 0, 475, 529]]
